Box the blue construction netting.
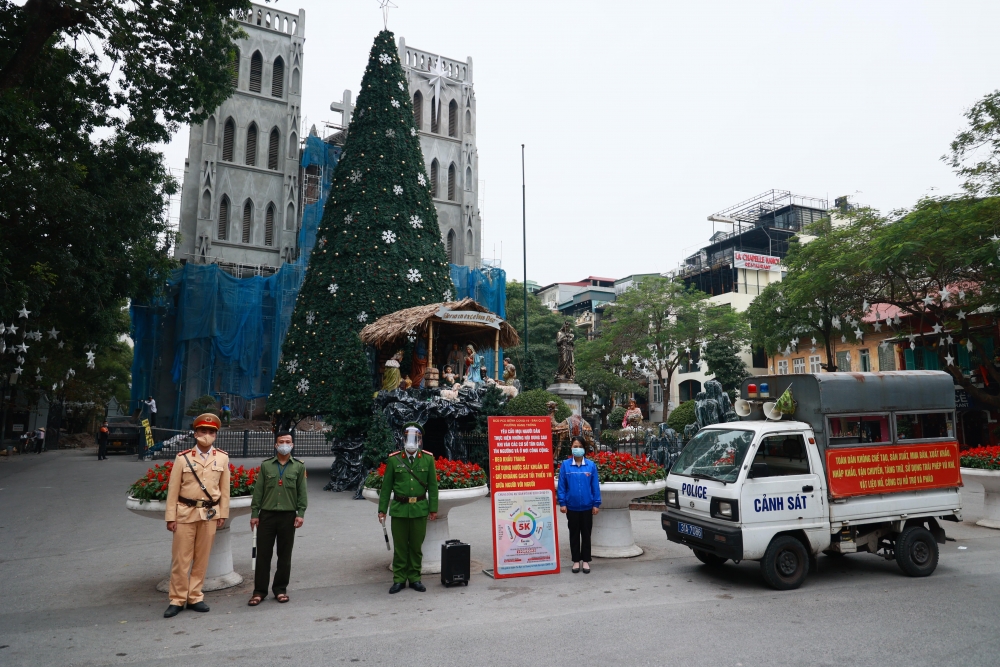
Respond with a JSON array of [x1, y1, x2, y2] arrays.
[[130, 135, 507, 426]]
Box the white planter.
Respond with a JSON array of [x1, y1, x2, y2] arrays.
[[591, 479, 668, 558], [363, 485, 489, 574], [960, 468, 1000, 529], [126, 495, 254, 592]]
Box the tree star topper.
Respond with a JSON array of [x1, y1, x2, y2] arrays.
[[377, 0, 397, 29]]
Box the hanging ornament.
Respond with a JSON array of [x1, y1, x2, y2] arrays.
[[409, 215, 423, 229], [967, 340, 974, 352], [357, 311, 368, 323], [939, 287, 951, 302], [931, 323, 943, 334], [285, 359, 299, 374], [862, 299, 869, 311], [873, 321, 882, 332], [854, 328, 863, 340], [7, 324, 17, 335], [381, 230, 397, 244], [841, 335, 847, 343], [16, 342, 28, 354], [305, 311, 316, 325], [406, 269, 422, 283], [958, 290, 966, 300], [957, 310, 966, 320], [18, 305, 30, 318], [14, 366, 22, 375], [922, 295, 934, 306], [327, 283, 339, 294], [392, 185, 403, 195], [832, 316, 841, 329], [296, 378, 310, 394], [945, 353, 955, 366]]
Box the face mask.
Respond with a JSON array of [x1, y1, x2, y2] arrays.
[[404, 442, 419, 454], [572, 447, 585, 458], [276, 443, 293, 456], [195, 433, 216, 448]]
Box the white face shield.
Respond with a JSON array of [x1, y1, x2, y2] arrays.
[[403, 427, 422, 453]]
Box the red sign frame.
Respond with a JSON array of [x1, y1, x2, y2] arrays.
[[488, 416, 560, 579], [825, 441, 962, 499]]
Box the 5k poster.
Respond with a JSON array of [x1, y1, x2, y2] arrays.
[[488, 416, 560, 578]]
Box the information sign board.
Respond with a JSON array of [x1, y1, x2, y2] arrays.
[[825, 442, 962, 498], [141, 419, 154, 451], [488, 416, 560, 578]]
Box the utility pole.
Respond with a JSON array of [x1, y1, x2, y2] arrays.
[[521, 144, 528, 361]]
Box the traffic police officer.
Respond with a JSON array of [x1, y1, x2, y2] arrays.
[[163, 413, 229, 618], [378, 423, 439, 593], [248, 431, 308, 606]]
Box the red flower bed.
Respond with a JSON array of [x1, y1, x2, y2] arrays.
[[364, 456, 487, 490], [589, 451, 666, 483], [128, 461, 259, 502], [960, 446, 1000, 470]]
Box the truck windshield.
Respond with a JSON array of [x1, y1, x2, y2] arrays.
[[671, 429, 756, 483]]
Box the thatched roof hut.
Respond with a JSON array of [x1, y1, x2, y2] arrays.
[[360, 298, 520, 352]]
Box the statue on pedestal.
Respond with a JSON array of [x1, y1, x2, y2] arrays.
[[555, 321, 575, 383], [381, 351, 403, 391]]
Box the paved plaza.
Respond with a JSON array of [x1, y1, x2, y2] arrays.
[[1, 449, 999, 666]]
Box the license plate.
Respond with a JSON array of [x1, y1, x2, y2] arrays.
[[677, 522, 703, 539]]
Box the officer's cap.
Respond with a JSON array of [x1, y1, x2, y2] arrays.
[[193, 413, 222, 431]]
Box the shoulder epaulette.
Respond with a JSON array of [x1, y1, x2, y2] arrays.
[[178, 449, 193, 456], [389, 451, 401, 457], [293, 457, 305, 464], [421, 450, 433, 457], [215, 449, 228, 455]]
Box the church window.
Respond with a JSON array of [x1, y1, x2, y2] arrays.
[[249, 51, 263, 93], [465, 109, 471, 133], [218, 196, 230, 240], [205, 116, 216, 144], [272, 56, 284, 97], [229, 48, 239, 88], [264, 203, 275, 246], [245, 123, 258, 166], [466, 229, 473, 255], [412, 91, 423, 130], [222, 118, 235, 161], [200, 190, 211, 218], [431, 96, 439, 133], [288, 131, 298, 159], [242, 200, 253, 243], [447, 229, 458, 264], [291, 67, 300, 95], [285, 202, 295, 231], [448, 100, 458, 137], [447, 163, 456, 201], [268, 127, 280, 170], [430, 159, 439, 198], [465, 166, 472, 190]]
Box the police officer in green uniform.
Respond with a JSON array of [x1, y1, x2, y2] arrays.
[[378, 423, 439, 593], [248, 431, 308, 606]]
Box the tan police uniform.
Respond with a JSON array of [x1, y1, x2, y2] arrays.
[[164, 414, 230, 607]]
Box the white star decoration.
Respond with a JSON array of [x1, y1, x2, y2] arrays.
[[327, 283, 339, 295], [420, 57, 452, 124], [945, 353, 955, 367], [406, 269, 422, 283], [86, 350, 96, 369], [957, 310, 966, 320], [410, 127, 417, 136], [6, 324, 16, 335], [922, 295, 934, 306], [854, 328, 863, 340], [18, 305, 29, 318], [939, 287, 951, 302], [932, 323, 943, 334], [409, 216, 423, 229], [382, 230, 397, 244], [967, 340, 974, 352], [296, 378, 310, 394], [13, 366, 22, 375], [873, 321, 882, 332], [16, 342, 28, 354], [832, 316, 841, 329]]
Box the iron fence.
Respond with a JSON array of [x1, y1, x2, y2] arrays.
[[450, 431, 490, 474], [139, 428, 333, 460]]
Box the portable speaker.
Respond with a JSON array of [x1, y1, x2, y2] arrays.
[[441, 539, 471, 587]]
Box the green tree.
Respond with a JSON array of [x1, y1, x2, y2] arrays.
[[575, 334, 644, 427], [666, 400, 697, 433], [0, 0, 251, 381], [363, 409, 396, 470], [505, 281, 571, 388], [600, 277, 748, 409], [267, 31, 452, 437], [703, 338, 750, 397], [507, 389, 571, 423]]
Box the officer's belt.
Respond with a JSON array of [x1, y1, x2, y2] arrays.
[[179, 496, 218, 508], [394, 493, 427, 504]]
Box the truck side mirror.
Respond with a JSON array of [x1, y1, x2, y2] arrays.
[[748, 463, 770, 479]]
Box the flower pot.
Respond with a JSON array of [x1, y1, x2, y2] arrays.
[[591, 479, 668, 558], [362, 485, 489, 574], [126, 495, 254, 592], [960, 468, 1000, 529]]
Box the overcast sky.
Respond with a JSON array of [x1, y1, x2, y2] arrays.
[[162, 0, 1000, 286]]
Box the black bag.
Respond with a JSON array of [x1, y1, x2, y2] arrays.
[[440, 539, 470, 587]]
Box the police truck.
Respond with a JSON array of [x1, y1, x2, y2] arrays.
[[661, 371, 963, 590]]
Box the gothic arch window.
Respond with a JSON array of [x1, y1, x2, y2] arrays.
[[249, 50, 263, 93], [245, 123, 258, 166], [222, 118, 235, 161], [430, 96, 439, 133], [412, 91, 423, 130], [447, 163, 456, 201], [268, 127, 280, 170], [446, 229, 458, 264], [465, 166, 472, 190], [291, 68, 300, 95], [288, 131, 298, 159], [264, 203, 275, 246], [465, 109, 471, 133], [271, 56, 284, 97], [200, 190, 211, 218], [285, 202, 295, 231], [242, 200, 253, 243], [205, 116, 216, 144], [448, 100, 458, 137], [218, 195, 230, 240], [229, 48, 240, 87], [430, 159, 439, 198], [466, 229, 473, 255]]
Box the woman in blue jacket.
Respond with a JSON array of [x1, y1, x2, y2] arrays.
[[557, 436, 601, 573]]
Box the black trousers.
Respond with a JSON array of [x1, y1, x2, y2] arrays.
[[566, 510, 593, 563], [254, 510, 297, 596], [97, 442, 107, 459]]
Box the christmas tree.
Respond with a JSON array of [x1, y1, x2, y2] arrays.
[[268, 30, 453, 436]]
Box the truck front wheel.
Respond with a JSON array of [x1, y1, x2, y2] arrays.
[[761, 536, 809, 590], [693, 549, 727, 567], [895, 526, 938, 577]]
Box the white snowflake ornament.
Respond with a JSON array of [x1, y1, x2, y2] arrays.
[[417, 173, 426, 187], [410, 128, 417, 136], [407, 269, 422, 283], [327, 283, 339, 295], [443, 289, 452, 301], [318, 236, 327, 248], [393, 185, 403, 195], [357, 311, 368, 323], [286, 359, 299, 374], [379, 53, 392, 64], [382, 230, 397, 244], [296, 378, 310, 394], [350, 170, 362, 184], [409, 216, 423, 229], [306, 311, 316, 325], [386, 129, 395, 138], [390, 99, 400, 109], [398, 81, 404, 91]]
